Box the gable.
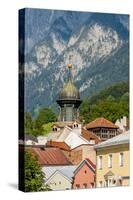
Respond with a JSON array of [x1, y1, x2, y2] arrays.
[[45, 170, 72, 184], [74, 160, 95, 175]]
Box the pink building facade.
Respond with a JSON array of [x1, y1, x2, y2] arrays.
[[73, 159, 96, 189]]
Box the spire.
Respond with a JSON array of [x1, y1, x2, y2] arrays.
[[67, 55, 73, 81]]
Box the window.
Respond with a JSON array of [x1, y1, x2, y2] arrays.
[[75, 184, 80, 189], [99, 181, 103, 187], [59, 181, 61, 184], [66, 107, 73, 121], [53, 127, 57, 131], [119, 180, 122, 186], [105, 180, 108, 187], [83, 183, 87, 188], [108, 154, 112, 168], [119, 152, 124, 166], [84, 170, 87, 174], [113, 180, 116, 185], [98, 156, 103, 169], [90, 138, 95, 144], [109, 179, 112, 186], [90, 183, 94, 188]]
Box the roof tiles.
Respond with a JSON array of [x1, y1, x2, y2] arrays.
[[46, 141, 71, 151], [86, 117, 118, 129], [27, 147, 70, 166], [81, 128, 101, 144]]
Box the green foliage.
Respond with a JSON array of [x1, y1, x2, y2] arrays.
[[24, 107, 56, 136], [24, 150, 50, 192], [42, 122, 54, 135], [24, 112, 33, 135], [80, 82, 129, 123], [89, 82, 129, 105], [34, 107, 56, 134], [120, 92, 129, 102]]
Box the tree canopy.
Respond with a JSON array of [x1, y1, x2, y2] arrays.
[[24, 150, 50, 192], [80, 82, 129, 123], [34, 107, 56, 129], [24, 107, 56, 136]]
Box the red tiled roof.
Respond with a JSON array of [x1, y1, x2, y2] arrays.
[[27, 146, 70, 166], [81, 128, 101, 144], [86, 117, 118, 129], [86, 158, 96, 169], [46, 141, 70, 151], [74, 158, 96, 175]]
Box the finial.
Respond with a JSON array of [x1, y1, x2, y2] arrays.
[[67, 55, 73, 81], [67, 55, 73, 69]]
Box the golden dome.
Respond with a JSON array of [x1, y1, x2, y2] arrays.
[[59, 79, 80, 100]]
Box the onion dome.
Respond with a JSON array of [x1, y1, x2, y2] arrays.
[[59, 62, 80, 100], [59, 79, 80, 100]]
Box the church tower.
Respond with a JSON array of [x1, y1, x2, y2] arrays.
[[56, 61, 82, 121]]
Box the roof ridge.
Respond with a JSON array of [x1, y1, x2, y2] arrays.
[[86, 117, 118, 129]]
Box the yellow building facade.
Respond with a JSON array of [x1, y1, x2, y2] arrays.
[[95, 132, 129, 188]]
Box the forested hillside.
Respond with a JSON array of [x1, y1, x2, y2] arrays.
[[80, 82, 129, 123]]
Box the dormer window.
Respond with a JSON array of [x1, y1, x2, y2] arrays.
[[73, 123, 78, 128], [53, 127, 57, 131]]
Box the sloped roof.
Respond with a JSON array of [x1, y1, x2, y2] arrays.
[[57, 126, 72, 141], [64, 132, 89, 149], [86, 117, 118, 129], [104, 171, 114, 178], [27, 147, 70, 166], [47, 131, 61, 141], [86, 158, 96, 169], [74, 158, 96, 175], [81, 128, 100, 144], [24, 135, 38, 143], [46, 141, 70, 151], [42, 165, 76, 182], [94, 131, 129, 149]]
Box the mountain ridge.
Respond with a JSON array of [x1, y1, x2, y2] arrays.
[[20, 11, 129, 115]]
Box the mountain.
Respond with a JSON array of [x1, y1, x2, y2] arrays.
[[22, 9, 90, 54], [20, 10, 129, 115]]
